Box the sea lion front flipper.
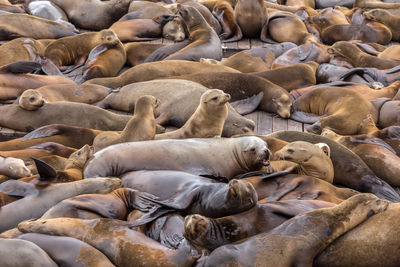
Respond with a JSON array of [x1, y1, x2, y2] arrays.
[[0, 180, 38, 197], [0, 61, 42, 74], [290, 111, 326, 124], [354, 43, 380, 56], [32, 158, 57, 181], [264, 52, 275, 69], [21, 125, 67, 141], [298, 43, 314, 61], [144, 40, 191, 62], [230, 92, 264, 115]]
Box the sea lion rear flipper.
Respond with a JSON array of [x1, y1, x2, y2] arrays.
[[0, 61, 42, 74], [290, 111, 326, 124], [230, 92, 264, 115], [40, 58, 65, 76], [22, 124, 67, 141], [32, 158, 57, 181], [221, 25, 243, 43], [144, 40, 191, 62], [386, 65, 400, 74], [267, 180, 301, 202], [161, 233, 184, 249], [354, 43, 379, 56], [349, 136, 397, 154], [0, 180, 38, 197]]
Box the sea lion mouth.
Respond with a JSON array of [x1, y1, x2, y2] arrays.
[[261, 159, 270, 167]]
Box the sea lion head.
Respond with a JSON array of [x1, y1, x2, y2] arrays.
[[184, 214, 218, 249], [225, 179, 257, 211], [199, 58, 221, 65], [327, 41, 359, 59], [19, 89, 46, 111], [273, 93, 292, 119], [201, 89, 230, 112], [177, 4, 204, 29], [99, 29, 120, 46], [363, 9, 386, 22], [321, 128, 342, 141], [163, 17, 186, 41], [238, 136, 270, 170], [134, 95, 161, 117], [0, 156, 32, 178], [274, 141, 331, 163], [64, 144, 94, 170]]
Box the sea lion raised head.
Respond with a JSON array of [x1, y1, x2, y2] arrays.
[[273, 93, 292, 119], [64, 144, 94, 170], [201, 88, 230, 111], [134, 95, 161, 117], [99, 29, 120, 46], [237, 136, 271, 170], [177, 4, 203, 29], [19, 89, 46, 111]]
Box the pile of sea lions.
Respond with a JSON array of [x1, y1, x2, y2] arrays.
[[0, 0, 400, 266]]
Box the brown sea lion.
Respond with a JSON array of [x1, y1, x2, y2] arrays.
[[202, 51, 269, 73], [328, 41, 399, 69], [95, 79, 255, 137], [0, 142, 76, 161], [212, 0, 241, 42], [0, 38, 47, 67], [162, 16, 186, 41], [128, 1, 173, 17], [84, 136, 270, 179], [17, 84, 112, 110], [84, 60, 239, 88], [378, 44, 400, 61], [322, 128, 400, 186], [93, 95, 159, 152], [278, 0, 315, 7], [50, 0, 131, 30], [184, 200, 335, 251], [18, 217, 197, 267], [268, 131, 400, 202], [18, 233, 116, 267], [306, 7, 349, 35], [0, 13, 76, 40], [156, 89, 229, 139], [0, 156, 31, 178], [0, 177, 121, 231], [180, 0, 221, 34], [291, 86, 377, 135], [234, 0, 268, 40], [194, 193, 388, 266], [0, 102, 132, 132], [274, 141, 334, 183], [0, 238, 58, 267], [124, 42, 165, 66]]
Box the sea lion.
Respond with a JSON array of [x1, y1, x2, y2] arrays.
[[162, 16, 186, 41], [0, 142, 76, 161], [0, 156, 31, 178], [328, 41, 399, 69], [0, 102, 132, 132], [84, 136, 270, 179], [274, 141, 334, 183], [202, 51, 269, 73], [0, 13, 76, 40], [292, 86, 378, 135], [268, 131, 400, 202], [379, 100, 400, 128], [238, 42, 297, 61], [18, 233, 116, 267], [234, 0, 268, 40], [94, 79, 255, 137], [0, 238, 57, 267], [124, 42, 165, 66], [156, 89, 229, 139], [315, 0, 354, 8], [122, 170, 257, 219], [28, 0, 75, 29], [17, 84, 112, 110], [194, 193, 388, 266], [364, 9, 400, 41], [337, 65, 400, 87], [93, 95, 159, 152], [0, 0, 25, 13], [50, 0, 131, 30], [179, 0, 221, 34], [322, 128, 400, 186], [377, 44, 400, 61], [306, 7, 350, 35], [170, 72, 292, 118], [84, 60, 240, 88], [184, 200, 335, 251], [0, 38, 47, 67], [212, 0, 241, 42], [128, 1, 174, 18], [18, 217, 197, 267], [0, 178, 121, 232]]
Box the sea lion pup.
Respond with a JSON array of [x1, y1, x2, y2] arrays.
[[50, 0, 131, 30], [121, 170, 257, 219], [0, 177, 121, 232], [184, 199, 335, 251], [274, 141, 334, 183], [94, 79, 255, 137], [267, 11, 320, 45], [234, 0, 268, 41], [322, 128, 400, 186], [168, 73, 292, 118], [268, 131, 400, 202], [0, 102, 132, 132], [0, 156, 31, 178], [18, 233, 116, 267], [93, 95, 160, 152], [291, 86, 378, 135], [83, 136, 270, 179], [84, 60, 239, 88], [43, 29, 120, 72], [18, 218, 197, 267], [17, 84, 112, 110], [0, 13, 77, 41], [327, 41, 399, 69], [0, 238, 58, 267], [193, 193, 388, 266], [212, 0, 242, 42], [155, 89, 229, 139]]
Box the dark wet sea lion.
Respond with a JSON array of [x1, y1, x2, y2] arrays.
[[212, 0, 242, 42], [0, 178, 121, 231], [195, 193, 388, 266], [268, 131, 400, 202], [83, 136, 270, 179]]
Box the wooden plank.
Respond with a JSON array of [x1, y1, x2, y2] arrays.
[[272, 116, 288, 133], [257, 111, 273, 135], [244, 112, 258, 135], [250, 39, 264, 48], [287, 119, 303, 132], [237, 39, 250, 50]]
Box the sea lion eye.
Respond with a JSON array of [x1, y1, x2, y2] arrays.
[[211, 96, 218, 101], [287, 149, 295, 153], [250, 148, 256, 152], [29, 97, 35, 102]]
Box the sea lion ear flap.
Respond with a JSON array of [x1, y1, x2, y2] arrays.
[[315, 143, 331, 157], [0, 180, 38, 197], [230, 92, 264, 115], [32, 158, 57, 181]]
